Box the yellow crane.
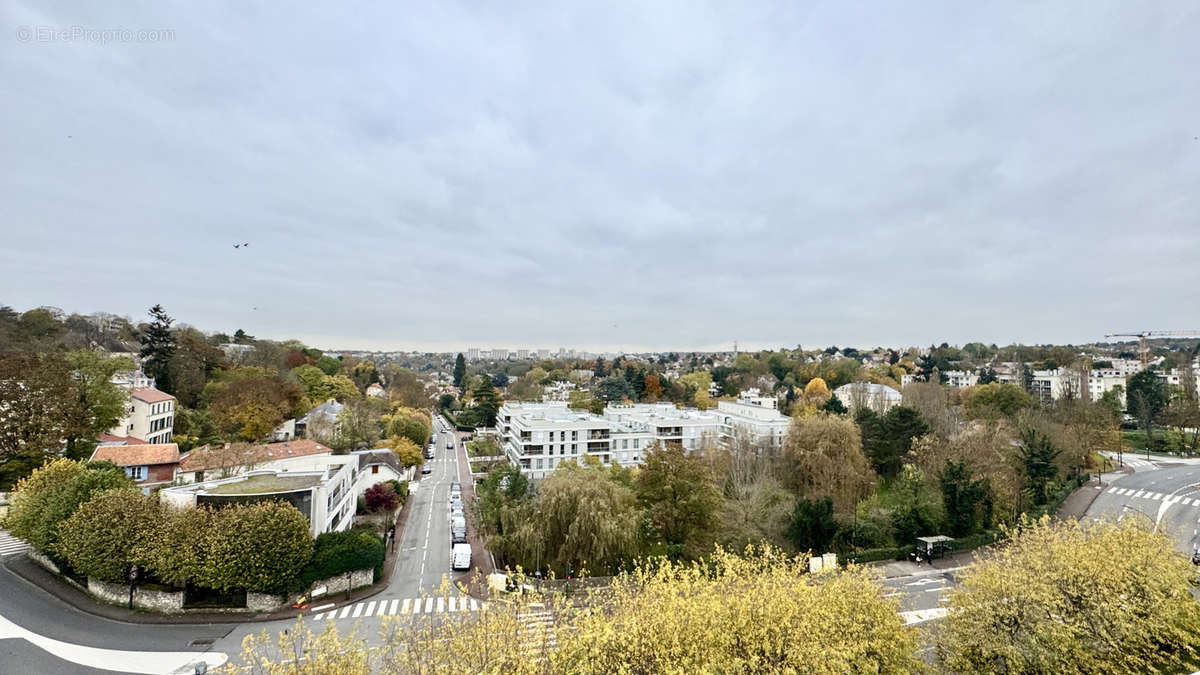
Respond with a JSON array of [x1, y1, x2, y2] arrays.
[[1103, 330, 1200, 367]]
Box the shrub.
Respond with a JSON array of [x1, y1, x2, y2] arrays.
[[199, 501, 313, 594], [137, 505, 216, 587], [299, 528, 385, 588], [54, 489, 160, 583], [364, 482, 400, 513], [3, 458, 133, 553]]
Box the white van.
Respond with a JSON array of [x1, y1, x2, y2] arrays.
[[452, 543, 472, 571]]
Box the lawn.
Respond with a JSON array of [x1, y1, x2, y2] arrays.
[[205, 474, 322, 495]]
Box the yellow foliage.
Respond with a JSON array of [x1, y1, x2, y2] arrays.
[[941, 517, 1200, 673], [803, 377, 830, 399]]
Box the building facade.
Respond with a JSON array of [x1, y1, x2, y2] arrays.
[[108, 388, 176, 445]]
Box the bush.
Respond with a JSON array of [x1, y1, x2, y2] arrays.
[[3, 458, 133, 553], [299, 528, 385, 588], [364, 482, 400, 513], [137, 505, 214, 587], [199, 501, 313, 594], [844, 546, 913, 564], [54, 489, 160, 583]]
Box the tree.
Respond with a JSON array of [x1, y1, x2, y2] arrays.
[[634, 443, 722, 557], [859, 405, 929, 479], [595, 375, 633, 402], [491, 372, 509, 389], [641, 374, 664, 402], [0, 354, 77, 487], [316, 355, 341, 376], [210, 378, 296, 441], [939, 459, 991, 537], [1127, 369, 1167, 448], [940, 518, 1200, 673], [511, 460, 640, 575], [138, 305, 175, 393], [386, 407, 432, 448], [1017, 428, 1060, 507], [786, 496, 839, 553], [452, 353, 466, 388], [199, 501, 313, 594], [964, 382, 1032, 421], [232, 328, 254, 344], [3, 458, 133, 553], [553, 547, 922, 673], [137, 505, 213, 586], [364, 482, 400, 513], [803, 376, 830, 404], [472, 378, 501, 427], [166, 329, 225, 408], [821, 393, 848, 414], [782, 413, 874, 516], [889, 465, 941, 545], [977, 366, 998, 384], [62, 350, 133, 460], [55, 489, 160, 583], [386, 436, 423, 467], [334, 399, 386, 450]]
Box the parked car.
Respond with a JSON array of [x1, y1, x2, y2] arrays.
[[452, 543, 472, 570], [421, 465, 432, 475]]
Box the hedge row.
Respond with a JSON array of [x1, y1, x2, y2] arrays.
[[299, 527, 386, 588]]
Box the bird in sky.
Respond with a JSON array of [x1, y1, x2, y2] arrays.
[[233, 242, 250, 249]]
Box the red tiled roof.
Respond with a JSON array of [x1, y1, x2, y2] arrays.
[[90, 443, 181, 466], [97, 432, 147, 444], [132, 388, 175, 404], [178, 439, 330, 472]]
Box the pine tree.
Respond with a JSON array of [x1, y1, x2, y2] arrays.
[[453, 353, 466, 388], [139, 305, 175, 393]]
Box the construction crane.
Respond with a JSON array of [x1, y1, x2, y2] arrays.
[[1103, 331, 1200, 367]]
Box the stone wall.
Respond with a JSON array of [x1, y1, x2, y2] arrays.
[[246, 591, 286, 612], [310, 567, 374, 597], [87, 578, 185, 612]]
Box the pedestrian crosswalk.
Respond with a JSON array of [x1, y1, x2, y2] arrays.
[[900, 608, 948, 625], [308, 596, 486, 621], [0, 529, 30, 558], [518, 604, 557, 658], [1104, 486, 1200, 506]]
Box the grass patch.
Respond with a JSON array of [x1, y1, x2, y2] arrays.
[[205, 474, 322, 495]]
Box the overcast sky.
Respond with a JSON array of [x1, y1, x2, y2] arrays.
[[2, 3, 1197, 353]]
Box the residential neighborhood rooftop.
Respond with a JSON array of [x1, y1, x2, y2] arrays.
[[202, 473, 323, 495], [89, 443, 180, 467]]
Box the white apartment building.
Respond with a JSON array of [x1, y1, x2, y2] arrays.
[[517, 349, 530, 360], [467, 348, 480, 361], [833, 382, 902, 415], [714, 391, 791, 450], [603, 403, 723, 455], [496, 401, 724, 479], [1085, 369, 1130, 407], [498, 402, 619, 479], [942, 370, 978, 388], [108, 388, 176, 445], [537, 349, 550, 359]]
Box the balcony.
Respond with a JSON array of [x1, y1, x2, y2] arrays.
[[587, 430, 610, 440]]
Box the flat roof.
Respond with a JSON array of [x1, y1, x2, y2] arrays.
[[204, 474, 322, 495]]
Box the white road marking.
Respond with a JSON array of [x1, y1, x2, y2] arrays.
[[0, 613, 226, 674], [387, 599, 399, 615], [338, 606, 352, 619], [425, 598, 434, 613], [364, 601, 376, 616], [351, 603, 365, 618], [900, 608, 949, 625], [309, 603, 334, 612]]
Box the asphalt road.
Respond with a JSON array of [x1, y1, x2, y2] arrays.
[[1085, 458, 1200, 554]]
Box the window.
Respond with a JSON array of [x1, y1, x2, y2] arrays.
[[372, 465, 379, 474], [126, 466, 145, 480]]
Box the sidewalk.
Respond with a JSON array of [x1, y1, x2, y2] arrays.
[[874, 550, 978, 579]]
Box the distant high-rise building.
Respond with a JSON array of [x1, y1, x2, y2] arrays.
[[467, 348, 480, 361], [537, 349, 550, 359], [494, 348, 509, 360], [517, 349, 529, 359]]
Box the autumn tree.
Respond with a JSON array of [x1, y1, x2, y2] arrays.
[[782, 413, 874, 515], [364, 482, 400, 513], [210, 377, 297, 441], [635, 442, 722, 557], [940, 518, 1200, 673], [964, 382, 1032, 421], [0, 353, 77, 486], [385, 407, 432, 447], [386, 436, 423, 467], [166, 329, 226, 408], [553, 547, 922, 673]]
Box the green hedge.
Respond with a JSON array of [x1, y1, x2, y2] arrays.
[[299, 527, 385, 588], [845, 546, 914, 564]]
